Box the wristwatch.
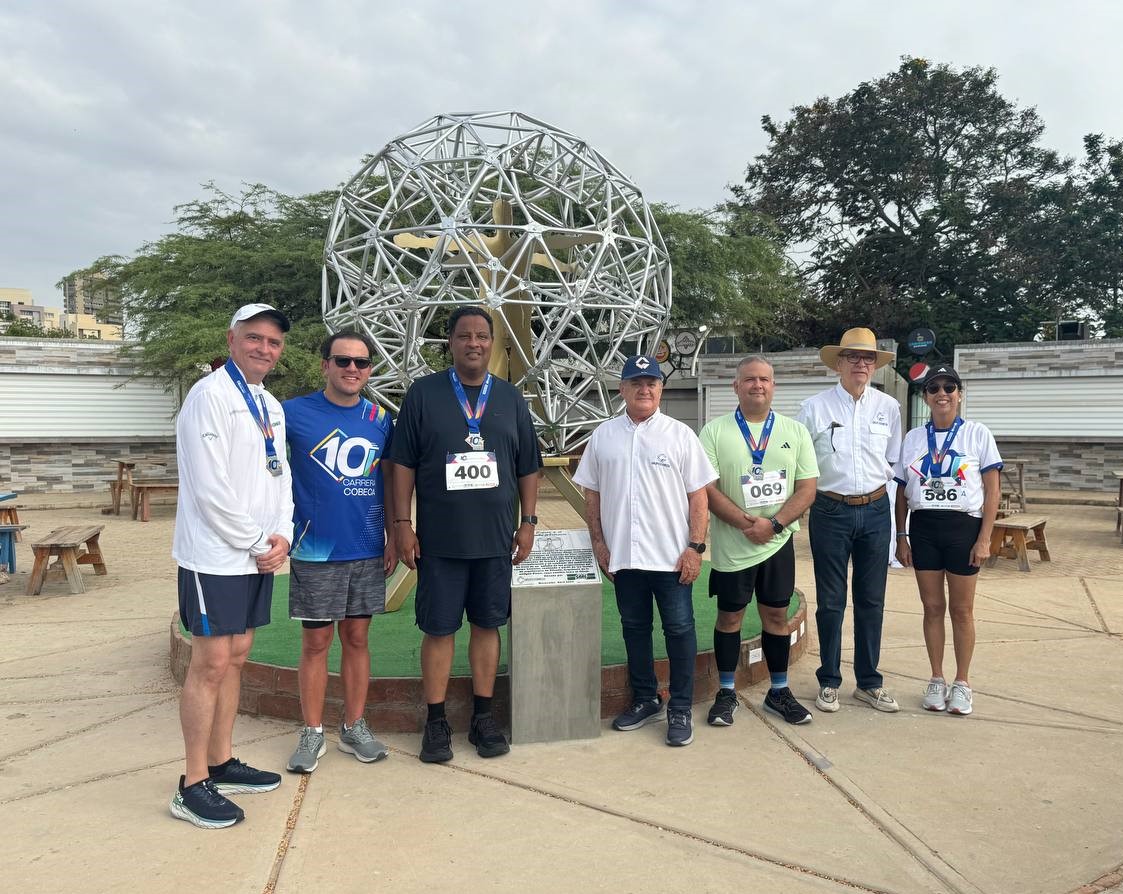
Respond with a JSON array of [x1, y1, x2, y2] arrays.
[[687, 541, 706, 554], [770, 517, 784, 535], [521, 515, 538, 526]]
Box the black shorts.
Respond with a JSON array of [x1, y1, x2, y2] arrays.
[[909, 511, 983, 577], [708, 536, 795, 611], [415, 554, 512, 636], [178, 567, 273, 636]]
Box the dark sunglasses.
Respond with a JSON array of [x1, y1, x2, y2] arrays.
[[330, 355, 372, 369], [925, 383, 959, 394]]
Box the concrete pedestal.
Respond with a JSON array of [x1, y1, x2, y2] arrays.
[[508, 581, 602, 744]]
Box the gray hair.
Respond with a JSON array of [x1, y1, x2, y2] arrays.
[[735, 355, 774, 376]]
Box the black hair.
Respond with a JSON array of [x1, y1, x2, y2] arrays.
[[447, 305, 494, 337], [320, 329, 375, 360]]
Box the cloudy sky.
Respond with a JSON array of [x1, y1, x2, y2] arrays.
[[4, 0, 1122, 309]]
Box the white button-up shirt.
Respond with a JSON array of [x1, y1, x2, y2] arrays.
[[573, 410, 717, 573], [796, 383, 901, 496]]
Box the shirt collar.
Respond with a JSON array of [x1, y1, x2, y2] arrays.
[[624, 408, 661, 430], [834, 381, 867, 405]]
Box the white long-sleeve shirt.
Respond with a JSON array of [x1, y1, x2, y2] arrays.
[[796, 383, 901, 496], [172, 364, 294, 575]]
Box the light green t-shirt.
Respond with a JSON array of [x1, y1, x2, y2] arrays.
[[698, 410, 819, 571]]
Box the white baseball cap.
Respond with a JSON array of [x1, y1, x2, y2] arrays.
[[229, 303, 291, 332]]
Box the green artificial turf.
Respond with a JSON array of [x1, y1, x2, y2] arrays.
[[183, 564, 798, 677]]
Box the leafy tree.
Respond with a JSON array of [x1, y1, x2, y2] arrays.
[[653, 203, 806, 348], [74, 183, 336, 399], [1071, 134, 1123, 337], [0, 312, 71, 339], [733, 57, 1074, 354]]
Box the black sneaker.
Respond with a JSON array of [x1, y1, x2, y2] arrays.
[[420, 717, 453, 763], [208, 758, 282, 794], [763, 687, 813, 725], [468, 713, 511, 758], [707, 688, 739, 726], [612, 697, 666, 731], [665, 708, 694, 746], [170, 775, 244, 829]]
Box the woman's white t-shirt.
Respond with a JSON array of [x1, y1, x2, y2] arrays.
[[894, 419, 1003, 518]]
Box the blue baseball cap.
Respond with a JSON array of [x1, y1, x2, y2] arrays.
[[621, 355, 662, 380]]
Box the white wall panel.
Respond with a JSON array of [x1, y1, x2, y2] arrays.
[[961, 378, 1123, 438], [704, 382, 828, 424], [0, 372, 177, 438]]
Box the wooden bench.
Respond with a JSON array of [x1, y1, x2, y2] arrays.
[[132, 478, 179, 522], [986, 515, 1050, 572], [0, 503, 23, 540], [26, 525, 108, 595], [0, 524, 29, 575]]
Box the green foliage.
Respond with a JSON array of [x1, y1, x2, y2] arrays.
[[652, 204, 805, 348], [0, 312, 71, 339], [734, 57, 1082, 355], [73, 182, 337, 399]]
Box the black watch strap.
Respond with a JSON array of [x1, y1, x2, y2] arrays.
[[521, 515, 538, 526], [688, 541, 706, 554], [770, 517, 785, 534]]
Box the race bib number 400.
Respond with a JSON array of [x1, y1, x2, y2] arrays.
[[920, 478, 961, 508], [446, 451, 499, 491], [741, 469, 788, 509]]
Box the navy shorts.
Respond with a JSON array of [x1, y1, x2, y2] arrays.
[[709, 535, 795, 611], [415, 554, 512, 636], [178, 567, 273, 636], [909, 511, 983, 577]]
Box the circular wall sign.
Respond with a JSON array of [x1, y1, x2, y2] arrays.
[[906, 327, 936, 356]]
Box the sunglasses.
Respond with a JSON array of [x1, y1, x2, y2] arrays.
[[330, 355, 372, 370], [925, 383, 959, 394]]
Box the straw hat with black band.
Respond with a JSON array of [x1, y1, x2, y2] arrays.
[[819, 327, 896, 370]]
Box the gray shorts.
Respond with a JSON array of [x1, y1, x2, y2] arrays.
[[289, 557, 387, 621]]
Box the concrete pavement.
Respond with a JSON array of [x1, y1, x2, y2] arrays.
[[0, 496, 1121, 893]]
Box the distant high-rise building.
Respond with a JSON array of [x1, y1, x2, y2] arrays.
[[61, 273, 122, 326], [0, 287, 64, 333]]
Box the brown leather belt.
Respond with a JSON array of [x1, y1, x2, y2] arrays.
[[821, 485, 887, 506]]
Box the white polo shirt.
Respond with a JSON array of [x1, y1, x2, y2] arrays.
[[796, 383, 901, 496], [573, 409, 717, 573]]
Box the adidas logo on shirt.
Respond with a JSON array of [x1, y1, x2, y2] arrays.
[[781, 442, 791, 449]]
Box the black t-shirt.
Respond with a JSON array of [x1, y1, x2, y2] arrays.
[[389, 370, 542, 558]]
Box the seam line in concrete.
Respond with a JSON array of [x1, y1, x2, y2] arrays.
[[261, 772, 309, 894], [0, 630, 164, 666], [1080, 577, 1111, 635]]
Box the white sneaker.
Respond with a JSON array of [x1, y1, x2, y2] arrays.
[[947, 682, 973, 715], [922, 678, 948, 712], [854, 687, 900, 713], [815, 686, 840, 712]]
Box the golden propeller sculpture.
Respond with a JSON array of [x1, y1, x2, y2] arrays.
[[392, 198, 602, 385]]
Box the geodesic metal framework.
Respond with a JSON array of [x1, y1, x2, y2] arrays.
[[322, 111, 671, 455]]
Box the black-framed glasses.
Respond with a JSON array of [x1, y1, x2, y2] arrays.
[[924, 383, 959, 394], [330, 355, 372, 369], [840, 352, 877, 366]]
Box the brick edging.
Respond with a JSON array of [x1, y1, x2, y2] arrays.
[[169, 591, 809, 733]]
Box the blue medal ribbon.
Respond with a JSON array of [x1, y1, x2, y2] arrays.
[[734, 408, 775, 467], [449, 369, 492, 447], [225, 359, 281, 474], [926, 416, 963, 470]]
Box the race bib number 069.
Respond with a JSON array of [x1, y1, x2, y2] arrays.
[[446, 451, 499, 490], [741, 470, 788, 509]]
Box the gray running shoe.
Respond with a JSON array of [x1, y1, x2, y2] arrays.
[[854, 686, 900, 713], [612, 698, 666, 731], [947, 682, 973, 716], [286, 727, 327, 773], [665, 708, 694, 747], [815, 686, 840, 713], [922, 678, 948, 712], [338, 717, 390, 763]]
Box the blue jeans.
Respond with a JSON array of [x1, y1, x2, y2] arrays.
[[612, 570, 697, 710], [808, 493, 891, 690]]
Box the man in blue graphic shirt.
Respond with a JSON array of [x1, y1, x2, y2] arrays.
[[282, 330, 397, 773]]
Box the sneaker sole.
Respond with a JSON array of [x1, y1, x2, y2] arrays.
[[212, 780, 281, 794], [169, 796, 243, 829], [948, 706, 973, 716], [814, 698, 840, 713], [286, 741, 328, 773], [338, 741, 389, 763], [419, 749, 453, 763], [922, 703, 947, 712], [707, 714, 735, 727], [468, 734, 511, 758], [763, 701, 813, 725], [612, 710, 667, 731], [666, 733, 694, 747]]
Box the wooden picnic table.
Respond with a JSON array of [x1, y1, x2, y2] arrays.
[[102, 457, 143, 516], [27, 525, 107, 595], [1000, 457, 1028, 514], [0, 500, 22, 540], [1113, 470, 1123, 542], [132, 477, 179, 522]]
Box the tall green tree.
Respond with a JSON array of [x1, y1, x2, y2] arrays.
[[733, 57, 1073, 352], [74, 183, 336, 399]]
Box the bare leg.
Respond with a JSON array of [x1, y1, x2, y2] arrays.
[[715, 608, 745, 634], [757, 604, 789, 636], [206, 630, 254, 768], [421, 633, 455, 704], [468, 624, 500, 698], [946, 572, 978, 684], [181, 634, 233, 786], [339, 617, 373, 725], [915, 571, 948, 679], [298, 625, 335, 728]]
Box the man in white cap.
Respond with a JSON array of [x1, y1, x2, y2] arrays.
[[797, 327, 902, 714], [170, 303, 293, 828], [574, 355, 717, 747]]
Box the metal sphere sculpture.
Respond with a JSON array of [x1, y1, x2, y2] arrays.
[[322, 111, 671, 455]]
